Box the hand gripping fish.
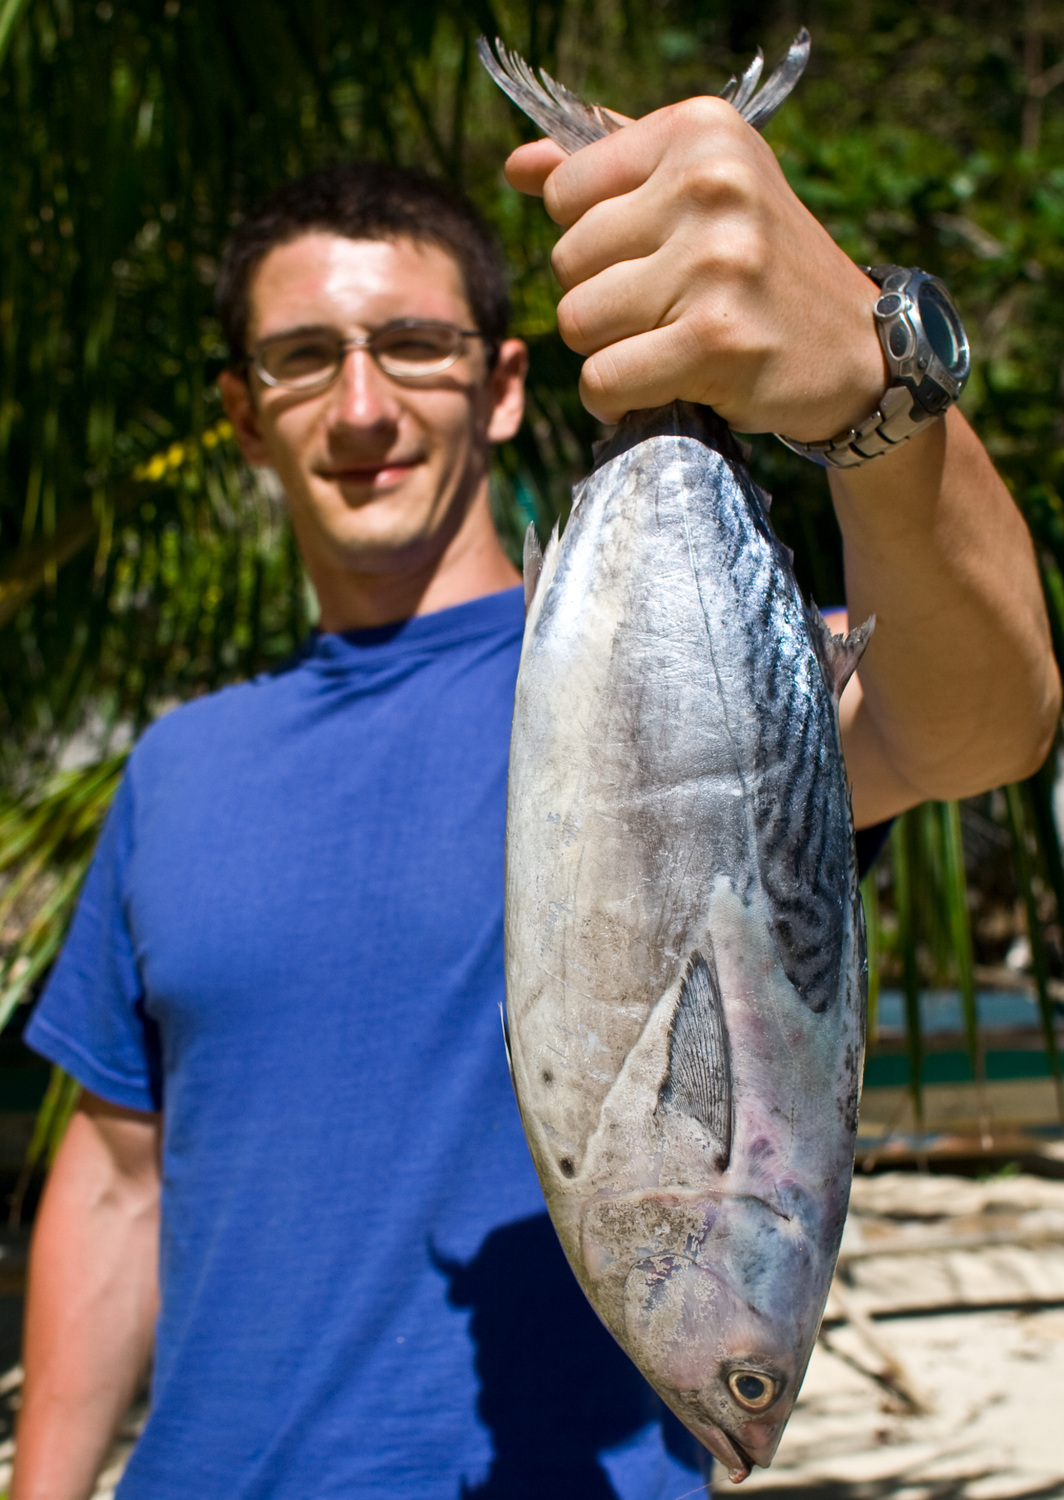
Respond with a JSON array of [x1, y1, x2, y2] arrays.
[[482, 32, 873, 1485]]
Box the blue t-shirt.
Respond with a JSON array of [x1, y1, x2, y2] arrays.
[[27, 587, 707, 1500]]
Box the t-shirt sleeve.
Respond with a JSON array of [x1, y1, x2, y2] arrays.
[[25, 772, 162, 1113]]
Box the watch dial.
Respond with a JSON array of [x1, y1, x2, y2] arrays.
[[918, 282, 969, 376]]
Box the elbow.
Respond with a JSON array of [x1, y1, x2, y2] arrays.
[[904, 659, 1062, 806], [958, 654, 1062, 795], [1008, 657, 1062, 784]]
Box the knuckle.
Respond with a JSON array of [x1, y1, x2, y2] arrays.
[[542, 166, 582, 230], [555, 293, 596, 355], [542, 181, 567, 227], [675, 153, 756, 215], [550, 238, 576, 292], [678, 301, 742, 372], [725, 219, 770, 283], [681, 204, 771, 295], [579, 355, 620, 422], [655, 95, 733, 139]]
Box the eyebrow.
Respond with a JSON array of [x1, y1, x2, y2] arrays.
[[254, 323, 341, 347]]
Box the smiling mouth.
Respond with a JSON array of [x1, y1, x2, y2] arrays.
[[324, 460, 419, 485]]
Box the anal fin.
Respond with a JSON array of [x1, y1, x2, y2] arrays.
[[657, 948, 733, 1171]]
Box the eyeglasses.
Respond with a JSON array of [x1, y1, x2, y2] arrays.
[[250, 320, 491, 391]]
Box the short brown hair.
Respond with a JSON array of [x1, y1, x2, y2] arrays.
[[216, 163, 510, 366]]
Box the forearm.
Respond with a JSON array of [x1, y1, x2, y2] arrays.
[[12, 1107, 160, 1500], [831, 407, 1061, 825], [505, 96, 1061, 827]]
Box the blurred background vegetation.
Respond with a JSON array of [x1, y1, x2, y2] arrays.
[[2, 0, 1064, 1179]]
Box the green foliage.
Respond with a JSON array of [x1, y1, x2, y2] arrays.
[[8, 1062, 79, 1223], [2, 0, 1064, 1166], [0, 752, 125, 1029]]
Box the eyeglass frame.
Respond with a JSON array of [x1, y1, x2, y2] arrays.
[[246, 318, 497, 392]]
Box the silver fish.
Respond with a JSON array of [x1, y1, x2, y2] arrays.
[[485, 37, 872, 1485]]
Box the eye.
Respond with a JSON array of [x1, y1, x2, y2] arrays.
[[260, 335, 339, 384], [727, 1370, 779, 1411], [279, 340, 334, 371], [384, 335, 447, 359], [375, 324, 461, 371]]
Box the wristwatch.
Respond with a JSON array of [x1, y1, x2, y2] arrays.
[[778, 265, 971, 469]]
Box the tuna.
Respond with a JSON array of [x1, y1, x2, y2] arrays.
[[482, 36, 871, 1486]]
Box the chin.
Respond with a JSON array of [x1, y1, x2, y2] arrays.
[[328, 525, 444, 577]]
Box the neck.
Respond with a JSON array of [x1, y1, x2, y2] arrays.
[[303, 485, 522, 633]]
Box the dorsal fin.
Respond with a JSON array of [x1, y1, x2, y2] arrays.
[[811, 610, 875, 702], [657, 948, 732, 1171], [523, 523, 544, 618]]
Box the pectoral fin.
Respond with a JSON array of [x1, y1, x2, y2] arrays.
[[658, 948, 733, 1171], [499, 1002, 515, 1085]]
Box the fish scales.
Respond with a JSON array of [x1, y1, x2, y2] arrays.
[[505, 403, 867, 1482]]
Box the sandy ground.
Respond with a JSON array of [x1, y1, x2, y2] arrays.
[[741, 1305, 1064, 1498], [0, 1170, 1059, 1498], [744, 1171, 1064, 1500]]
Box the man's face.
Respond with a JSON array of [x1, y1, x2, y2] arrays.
[[222, 232, 525, 584]]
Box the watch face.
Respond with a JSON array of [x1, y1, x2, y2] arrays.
[[917, 280, 970, 378]]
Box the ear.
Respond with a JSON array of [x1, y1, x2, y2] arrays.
[[485, 338, 528, 445], [218, 368, 272, 466]]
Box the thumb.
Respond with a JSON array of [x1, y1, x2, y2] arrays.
[[504, 139, 568, 198]]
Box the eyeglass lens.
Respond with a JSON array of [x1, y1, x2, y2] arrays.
[[255, 322, 469, 388]]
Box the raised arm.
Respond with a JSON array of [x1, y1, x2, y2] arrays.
[[505, 100, 1061, 825], [825, 410, 1057, 825], [12, 1092, 160, 1500]]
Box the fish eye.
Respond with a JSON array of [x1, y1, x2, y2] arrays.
[[727, 1370, 779, 1411]]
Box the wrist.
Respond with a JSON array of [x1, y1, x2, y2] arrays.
[[779, 266, 970, 469], [774, 272, 886, 444]]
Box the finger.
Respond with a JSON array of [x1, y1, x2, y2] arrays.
[[504, 139, 568, 198], [503, 109, 635, 201], [577, 323, 723, 425], [543, 95, 741, 228], [550, 181, 670, 291], [555, 251, 679, 356], [554, 181, 767, 351]]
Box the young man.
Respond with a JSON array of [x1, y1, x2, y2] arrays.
[[13, 103, 1059, 1500]]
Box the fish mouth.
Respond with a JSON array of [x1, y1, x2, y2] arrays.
[[692, 1421, 755, 1484]]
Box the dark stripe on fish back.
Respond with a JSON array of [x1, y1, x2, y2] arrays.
[[693, 452, 853, 1015]]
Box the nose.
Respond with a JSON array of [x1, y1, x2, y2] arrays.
[[324, 345, 401, 435]]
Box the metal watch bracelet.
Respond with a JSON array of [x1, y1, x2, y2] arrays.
[[776, 264, 969, 470], [776, 381, 937, 470]]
